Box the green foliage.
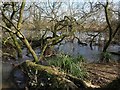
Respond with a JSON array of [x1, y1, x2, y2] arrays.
[[47, 54, 87, 79], [101, 52, 111, 62], [73, 55, 86, 64]]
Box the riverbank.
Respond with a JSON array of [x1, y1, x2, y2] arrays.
[[85, 62, 120, 88], [1, 59, 120, 89]]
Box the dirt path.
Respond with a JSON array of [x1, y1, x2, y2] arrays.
[[85, 62, 120, 87]]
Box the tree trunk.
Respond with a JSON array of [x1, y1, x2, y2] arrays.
[[20, 60, 89, 89], [103, 38, 112, 52], [10, 33, 22, 58], [101, 1, 120, 62], [21, 36, 39, 63], [102, 1, 112, 52]]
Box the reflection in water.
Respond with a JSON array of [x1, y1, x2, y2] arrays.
[[2, 62, 13, 88], [1, 48, 33, 89]]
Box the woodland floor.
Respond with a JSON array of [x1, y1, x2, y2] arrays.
[[85, 62, 120, 88]]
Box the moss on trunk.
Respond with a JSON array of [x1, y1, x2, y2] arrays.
[[19, 60, 88, 89]]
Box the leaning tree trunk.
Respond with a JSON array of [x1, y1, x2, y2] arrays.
[[19, 60, 90, 89], [23, 38, 39, 62], [10, 33, 22, 58]]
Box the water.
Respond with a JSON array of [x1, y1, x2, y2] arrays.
[[16, 41, 120, 63], [22, 31, 120, 62], [1, 62, 13, 89], [58, 42, 120, 62], [55, 31, 120, 62], [1, 49, 33, 89]]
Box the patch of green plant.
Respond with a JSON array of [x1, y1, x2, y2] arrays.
[[47, 54, 87, 79], [73, 55, 86, 64], [101, 52, 111, 62]]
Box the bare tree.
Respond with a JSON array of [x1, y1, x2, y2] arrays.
[[2, 2, 23, 58], [95, 1, 120, 62], [102, 1, 120, 52], [1, 1, 39, 62]]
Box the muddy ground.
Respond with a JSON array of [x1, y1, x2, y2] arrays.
[[85, 62, 120, 88]]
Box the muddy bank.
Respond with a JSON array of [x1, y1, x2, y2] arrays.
[[85, 62, 120, 87]]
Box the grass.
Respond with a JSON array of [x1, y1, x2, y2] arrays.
[[101, 52, 112, 62], [46, 53, 87, 79]]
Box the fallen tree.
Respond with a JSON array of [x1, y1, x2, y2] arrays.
[[23, 60, 87, 89], [11, 60, 100, 89]]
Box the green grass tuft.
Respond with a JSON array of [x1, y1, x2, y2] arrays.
[[47, 54, 87, 79]]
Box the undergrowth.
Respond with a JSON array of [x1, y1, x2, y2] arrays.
[[47, 54, 87, 79], [101, 52, 112, 62]]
